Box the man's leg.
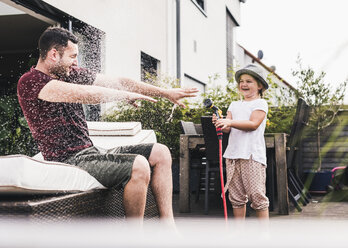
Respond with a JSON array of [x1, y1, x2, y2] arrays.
[[123, 155, 151, 218], [148, 143, 174, 220]]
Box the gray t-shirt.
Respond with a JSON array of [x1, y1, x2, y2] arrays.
[[223, 99, 268, 166]]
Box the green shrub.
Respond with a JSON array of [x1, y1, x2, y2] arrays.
[[102, 73, 242, 160], [102, 72, 296, 161], [0, 95, 38, 156], [266, 106, 296, 134], [102, 76, 185, 159]]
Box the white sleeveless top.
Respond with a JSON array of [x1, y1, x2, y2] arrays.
[[223, 99, 268, 166]]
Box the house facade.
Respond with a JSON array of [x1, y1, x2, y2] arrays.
[[0, 0, 244, 114]]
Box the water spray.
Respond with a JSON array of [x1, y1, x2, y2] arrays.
[[166, 104, 178, 123]]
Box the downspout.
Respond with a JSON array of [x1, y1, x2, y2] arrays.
[[176, 0, 181, 85], [68, 19, 73, 32]]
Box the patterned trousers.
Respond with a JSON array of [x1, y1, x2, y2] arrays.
[[224, 157, 269, 210]]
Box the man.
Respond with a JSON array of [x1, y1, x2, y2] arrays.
[[17, 27, 198, 222]]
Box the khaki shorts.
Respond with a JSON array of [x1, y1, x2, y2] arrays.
[[225, 158, 269, 210], [63, 143, 154, 189]]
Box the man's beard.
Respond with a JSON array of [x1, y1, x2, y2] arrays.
[[50, 63, 70, 78]]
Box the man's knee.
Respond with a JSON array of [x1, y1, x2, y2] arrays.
[[131, 155, 151, 185], [151, 143, 172, 164]]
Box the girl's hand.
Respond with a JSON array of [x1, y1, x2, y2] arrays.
[[212, 113, 223, 125], [212, 114, 218, 125], [215, 118, 232, 130]]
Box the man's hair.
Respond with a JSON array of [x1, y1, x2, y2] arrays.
[[38, 27, 78, 60]]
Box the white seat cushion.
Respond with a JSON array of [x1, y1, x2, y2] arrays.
[[0, 155, 105, 195]]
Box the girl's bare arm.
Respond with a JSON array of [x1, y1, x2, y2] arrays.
[[215, 110, 266, 131]]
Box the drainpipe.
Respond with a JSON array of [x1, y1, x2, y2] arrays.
[[176, 0, 181, 85], [68, 19, 73, 32]]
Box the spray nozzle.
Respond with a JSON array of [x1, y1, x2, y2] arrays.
[[203, 98, 222, 118]]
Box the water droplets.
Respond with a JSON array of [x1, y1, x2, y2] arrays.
[[73, 25, 104, 73], [166, 104, 177, 123]]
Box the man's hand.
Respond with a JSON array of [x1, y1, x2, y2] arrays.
[[126, 92, 157, 108], [94, 75, 198, 107], [164, 88, 198, 108]]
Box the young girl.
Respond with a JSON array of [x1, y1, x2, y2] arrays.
[[213, 64, 269, 219]]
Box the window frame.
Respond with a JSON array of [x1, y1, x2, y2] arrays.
[[190, 0, 207, 17], [140, 51, 160, 82]]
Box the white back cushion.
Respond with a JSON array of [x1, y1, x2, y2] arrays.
[[87, 121, 141, 136]]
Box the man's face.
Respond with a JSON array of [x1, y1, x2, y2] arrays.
[[50, 41, 78, 77]]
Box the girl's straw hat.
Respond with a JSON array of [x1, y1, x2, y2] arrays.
[[235, 64, 269, 89]]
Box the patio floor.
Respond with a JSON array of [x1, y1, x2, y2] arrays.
[[173, 191, 348, 220], [3, 191, 348, 247]]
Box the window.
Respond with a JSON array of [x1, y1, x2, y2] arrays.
[[141, 52, 160, 82], [195, 0, 205, 10], [191, 0, 207, 16]]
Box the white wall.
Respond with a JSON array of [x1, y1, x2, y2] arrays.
[[180, 0, 241, 92], [43, 0, 242, 87], [42, 0, 243, 106], [43, 0, 176, 80]]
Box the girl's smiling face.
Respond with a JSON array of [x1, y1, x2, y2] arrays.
[[238, 74, 262, 100]]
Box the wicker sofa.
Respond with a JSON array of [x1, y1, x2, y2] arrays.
[[0, 188, 159, 222], [0, 122, 159, 221]]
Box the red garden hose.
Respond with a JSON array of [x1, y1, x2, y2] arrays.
[[203, 98, 228, 220], [216, 127, 228, 220]]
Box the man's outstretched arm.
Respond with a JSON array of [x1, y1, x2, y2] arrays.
[[94, 74, 198, 108], [38, 79, 157, 105]]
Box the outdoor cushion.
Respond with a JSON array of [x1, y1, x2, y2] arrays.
[[32, 129, 157, 159], [90, 129, 157, 149], [87, 121, 141, 136], [0, 155, 105, 195]]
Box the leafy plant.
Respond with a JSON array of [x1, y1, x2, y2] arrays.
[[187, 73, 240, 122], [292, 58, 347, 171], [102, 68, 296, 161], [102, 74, 185, 159], [266, 106, 296, 134], [0, 95, 38, 156]]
